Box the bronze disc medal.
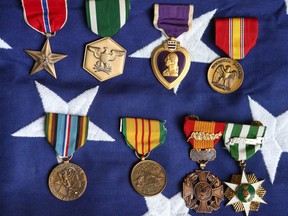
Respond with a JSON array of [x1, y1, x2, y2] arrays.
[[207, 57, 244, 94], [151, 38, 191, 90], [48, 162, 87, 201], [131, 160, 167, 197]]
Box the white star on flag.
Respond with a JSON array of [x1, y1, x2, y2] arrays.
[[12, 81, 114, 142], [248, 96, 286, 184], [0, 38, 12, 49], [143, 192, 191, 216]]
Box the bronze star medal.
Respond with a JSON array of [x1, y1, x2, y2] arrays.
[[21, 0, 68, 78], [25, 39, 67, 78]]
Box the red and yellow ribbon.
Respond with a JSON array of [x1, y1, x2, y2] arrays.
[[120, 117, 167, 155], [215, 18, 258, 60], [184, 116, 226, 149]]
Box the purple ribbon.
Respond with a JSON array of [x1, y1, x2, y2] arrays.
[[154, 4, 193, 38]]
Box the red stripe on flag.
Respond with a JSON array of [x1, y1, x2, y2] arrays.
[[135, 118, 138, 152], [244, 18, 258, 56], [142, 119, 145, 155], [215, 19, 230, 57], [64, 115, 71, 156], [148, 120, 151, 152]]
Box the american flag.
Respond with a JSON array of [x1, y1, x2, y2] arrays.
[[0, 0, 287, 215]]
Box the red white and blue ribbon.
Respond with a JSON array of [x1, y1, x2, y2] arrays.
[[22, 0, 68, 35]]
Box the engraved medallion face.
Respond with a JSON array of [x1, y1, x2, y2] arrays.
[[48, 162, 87, 201], [207, 57, 244, 94], [130, 160, 167, 196], [236, 184, 255, 203], [83, 37, 126, 82], [183, 170, 224, 213], [151, 38, 191, 90]]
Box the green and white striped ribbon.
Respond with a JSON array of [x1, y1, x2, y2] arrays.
[[223, 123, 266, 161], [85, 0, 130, 37]]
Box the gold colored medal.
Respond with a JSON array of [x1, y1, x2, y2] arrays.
[[120, 117, 167, 196], [131, 159, 167, 197], [83, 37, 126, 82], [48, 161, 87, 201], [151, 37, 191, 90], [207, 57, 244, 94]]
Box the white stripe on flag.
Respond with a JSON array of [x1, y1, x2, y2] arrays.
[[224, 123, 234, 151], [119, 0, 126, 28], [89, 0, 98, 34], [255, 126, 265, 153], [238, 125, 250, 160]]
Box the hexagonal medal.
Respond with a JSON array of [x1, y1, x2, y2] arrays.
[[83, 37, 126, 82]]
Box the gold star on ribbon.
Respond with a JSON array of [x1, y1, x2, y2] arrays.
[[224, 171, 266, 216], [25, 39, 67, 78]]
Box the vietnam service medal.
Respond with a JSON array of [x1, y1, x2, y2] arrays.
[[120, 117, 167, 197], [151, 4, 193, 90]]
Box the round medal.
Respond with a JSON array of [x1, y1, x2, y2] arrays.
[[48, 162, 87, 201], [151, 38, 191, 90], [130, 160, 167, 196], [207, 57, 244, 94], [183, 170, 224, 213]]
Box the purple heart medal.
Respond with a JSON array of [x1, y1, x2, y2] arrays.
[[151, 4, 193, 90]]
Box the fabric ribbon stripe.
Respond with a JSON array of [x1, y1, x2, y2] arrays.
[[45, 113, 89, 157], [224, 123, 266, 161], [22, 0, 67, 35], [153, 4, 193, 38], [120, 117, 167, 155], [86, 0, 130, 37], [215, 18, 258, 60], [184, 117, 226, 149]]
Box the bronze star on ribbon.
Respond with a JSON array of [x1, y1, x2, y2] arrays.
[[25, 39, 67, 78]]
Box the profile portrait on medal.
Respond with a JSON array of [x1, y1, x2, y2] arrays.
[[88, 46, 125, 74], [212, 64, 237, 90], [162, 52, 179, 77]]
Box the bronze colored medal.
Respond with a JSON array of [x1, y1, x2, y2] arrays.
[[83, 37, 126, 82], [183, 170, 223, 213], [120, 117, 167, 196], [151, 37, 191, 90], [131, 160, 167, 197], [48, 162, 87, 201], [207, 57, 244, 94], [182, 116, 226, 213]]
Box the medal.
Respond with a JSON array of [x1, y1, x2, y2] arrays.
[[151, 4, 193, 90], [83, 0, 129, 81], [182, 115, 225, 213], [120, 117, 167, 196], [208, 18, 258, 94], [223, 121, 267, 216], [45, 113, 89, 201], [21, 0, 68, 78]]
